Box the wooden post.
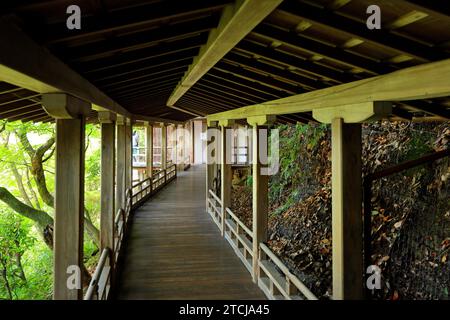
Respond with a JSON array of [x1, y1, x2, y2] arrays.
[[177, 125, 184, 171], [220, 121, 233, 236], [42, 93, 90, 300], [206, 122, 218, 212], [247, 116, 272, 283], [99, 112, 116, 255], [191, 121, 195, 165], [331, 118, 363, 300], [146, 122, 153, 179], [161, 123, 167, 170], [116, 117, 126, 211], [125, 120, 132, 188]]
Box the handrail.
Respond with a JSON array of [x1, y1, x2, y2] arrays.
[[226, 207, 252, 238], [131, 163, 177, 208], [222, 206, 253, 274], [207, 192, 318, 300], [84, 248, 111, 300], [208, 189, 222, 206], [259, 243, 317, 300]]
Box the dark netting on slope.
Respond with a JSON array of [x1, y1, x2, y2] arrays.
[[367, 156, 450, 300]]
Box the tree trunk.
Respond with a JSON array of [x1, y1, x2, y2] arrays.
[[16, 132, 101, 247], [10, 164, 33, 208], [0, 187, 92, 287], [84, 209, 100, 246], [15, 253, 27, 282], [0, 260, 13, 300], [25, 169, 41, 209]]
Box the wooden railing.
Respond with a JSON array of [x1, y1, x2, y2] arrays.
[[224, 207, 253, 274], [258, 243, 317, 300], [84, 248, 111, 300], [85, 162, 178, 300], [131, 163, 177, 207], [207, 189, 317, 300], [207, 189, 222, 230]]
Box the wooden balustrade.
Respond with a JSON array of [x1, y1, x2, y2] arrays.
[[84, 248, 111, 300], [207, 189, 222, 230], [131, 163, 177, 207], [224, 207, 253, 275], [258, 243, 317, 300], [206, 196, 317, 301]]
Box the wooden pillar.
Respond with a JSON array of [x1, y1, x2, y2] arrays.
[[247, 116, 271, 283], [206, 122, 218, 211], [116, 117, 126, 211], [125, 120, 132, 188], [331, 118, 363, 300], [99, 112, 116, 254], [220, 121, 233, 236], [191, 121, 195, 165], [42, 93, 90, 300], [161, 123, 167, 170], [148, 123, 154, 177], [177, 124, 185, 171]]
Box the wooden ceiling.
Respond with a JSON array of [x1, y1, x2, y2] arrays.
[[0, 0, 449, 124]]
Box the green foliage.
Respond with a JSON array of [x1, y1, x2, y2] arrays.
[[0, 121, 102, 299], [402, 128, 435, 162], [245, 175, 253, 187], [269, 123, 329, 215]]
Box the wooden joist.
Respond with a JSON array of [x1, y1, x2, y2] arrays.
[[0, 18, 130, 117], [167, 0, 283, 107], [278, 1, 447, 62]]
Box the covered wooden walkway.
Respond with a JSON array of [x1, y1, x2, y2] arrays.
[[116, 165, 265, 300]]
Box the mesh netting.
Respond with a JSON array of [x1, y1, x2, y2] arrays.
[[368, 158, 450, 300]]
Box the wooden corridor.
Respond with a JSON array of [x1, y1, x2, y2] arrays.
[[116, 165, 265, 300]]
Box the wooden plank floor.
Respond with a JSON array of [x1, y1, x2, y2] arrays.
[[116, 165, 265, 300]]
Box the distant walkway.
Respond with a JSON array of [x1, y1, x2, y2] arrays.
[[116, 165, 265, 299]]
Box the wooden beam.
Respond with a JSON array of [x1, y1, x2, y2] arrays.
[[253, 24, 391, 75], [214, 61, 303, 94], [52, 115, 86, 300], [98, 65, 190, 89], [331, 119, 363, 300], [94, 57, 193, 84], [0, 18, 130, 117], [80, 35, 206, 74], [207, 58, 450, 122], [66, 17, 216, 63], [403, 0, 450, 16], [43, 1, 228, 45], [278, 1, 446, 62], [167, 0, 283, 106], [168, 105, 203, 117], [223, 52, 328, 90], [207, 70, 286, 99], [401, 101, 450, 120], [386, 10, 429, 30], [312, 102, 392, 123], [328, 0, 352, 10]]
